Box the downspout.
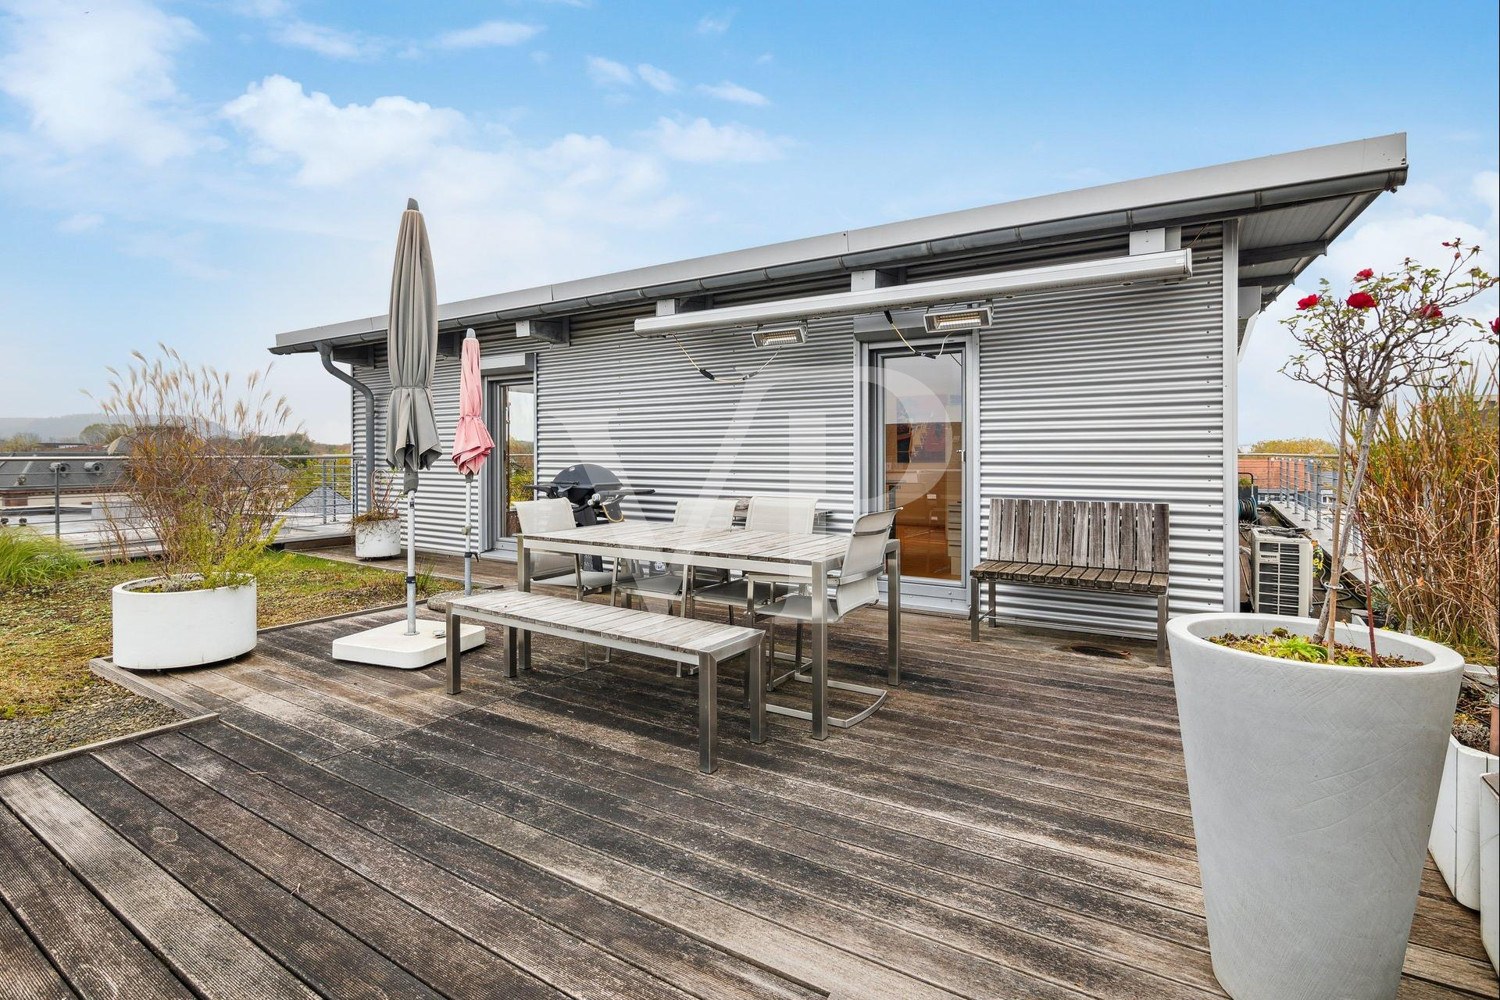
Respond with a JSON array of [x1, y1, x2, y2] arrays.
[[318, 341, 376, 511]]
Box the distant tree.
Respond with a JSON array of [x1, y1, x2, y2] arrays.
[[259, 432, 317, 455], [1244, 437, 1336, 455], [0, 433, 40, 453], [78, 422, 129, 446]]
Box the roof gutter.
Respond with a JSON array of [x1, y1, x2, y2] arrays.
[[318, 342, 375, 510]]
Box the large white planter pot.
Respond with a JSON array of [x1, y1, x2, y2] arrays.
[[111, 576, 257, 671], [1168, 612, 1464, 1000], [353, 518, 401, 560], [1429, 733, 1499, 909], [1480, 773, 1498, 971]]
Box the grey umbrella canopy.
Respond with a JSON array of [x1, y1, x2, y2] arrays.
[[385, 198, 441, 488], [385, 198, 439, 636]]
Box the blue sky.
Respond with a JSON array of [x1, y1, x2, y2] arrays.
[[1, 0, 1496, 441]]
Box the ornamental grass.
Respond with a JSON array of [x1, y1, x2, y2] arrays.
[[1360, 361, 1499, 664]]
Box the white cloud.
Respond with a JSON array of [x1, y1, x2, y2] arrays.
[[221, 75, 467, 185], [649, 116, 787, 163], [0, 0, 199, 164], [435, 21, 543, 50], [696, 11, 734, 35], [270, 19, 381, 60], [57, 212, 103, 233], [636, 64, 679, 94], [696, 80, 768, 106], [586, 56, 635, 87], [225, 0, 291, 16]]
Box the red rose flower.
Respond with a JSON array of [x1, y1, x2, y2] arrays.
[[1354, 268, 1375, 281], [1414, 304, 1443, 320], [1346, 292, 1377, 309], [1296, 294, 1320, 310]]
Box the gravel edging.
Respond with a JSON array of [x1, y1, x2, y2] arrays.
[[0, 686, 184, 768]]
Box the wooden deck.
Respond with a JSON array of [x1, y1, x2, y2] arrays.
[[2, 586, 1494, 998]]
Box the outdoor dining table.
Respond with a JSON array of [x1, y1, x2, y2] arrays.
[[515, 521, 902, 740]]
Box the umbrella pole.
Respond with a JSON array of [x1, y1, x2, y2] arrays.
[[405, 488, 418, 636], [464, 474, 474, 596]]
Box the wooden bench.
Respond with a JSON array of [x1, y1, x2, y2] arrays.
[[970, 498, 1171, 664], [443, 590, 765, 773]]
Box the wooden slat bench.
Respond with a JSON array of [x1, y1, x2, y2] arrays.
[[443, 591, 765, 773], [970, 498, 1171, 664]]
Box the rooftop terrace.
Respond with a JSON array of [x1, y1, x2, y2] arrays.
[[0, 558, 1492, 999]]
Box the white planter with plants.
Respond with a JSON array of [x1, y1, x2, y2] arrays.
[[353, 515, 401, 559], [1170, 614, 1463, 1000], [1187, 244, 1496, 999], [112, 575, 258, 671], [1428, 677, 1498, 910], [96, 346, 300, 674], [352, 475, 402, 559]]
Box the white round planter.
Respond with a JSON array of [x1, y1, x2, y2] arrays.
[[111, 575, 257, 671], [1429, 732, 1499, 909], [1169, 612, 1464, 1000], [353, 518, 401, 559]]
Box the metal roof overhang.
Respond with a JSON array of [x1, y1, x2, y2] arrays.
[[269, 133, 1406, 356]]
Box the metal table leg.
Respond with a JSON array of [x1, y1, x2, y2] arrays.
[[444, 607, 461, 694], [810, 558, 829, 740], [697, 651, 718, 774], [887, 540, 901, 685], [517, 537, 532, 670]]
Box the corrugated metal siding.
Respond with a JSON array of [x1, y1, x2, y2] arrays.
[[976, 229, 1228, 636], [349, 328, 548, 554], [536, 316, 857, 530], [344, 231, 1230, 637]]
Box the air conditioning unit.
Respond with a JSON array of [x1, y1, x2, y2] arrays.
[[1250, 527, 1314, 617]]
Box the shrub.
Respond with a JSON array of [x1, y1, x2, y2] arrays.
[[0, 529, 84, 589], [1361, 362, 1499, 662], [1281, 241, 1495, 646], [91, 345, 300, 591]]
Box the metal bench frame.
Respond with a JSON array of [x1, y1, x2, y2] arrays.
[[970, 498, 1171, 665], [444, 592, 765, 773]]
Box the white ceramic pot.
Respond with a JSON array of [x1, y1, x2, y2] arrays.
[[1168, 612, 1464, 1000], [1479, 772, 1498, 972], [354, 517, 401, 559], [1429, 733, 1499, 910], [111, 575, 257, 671]]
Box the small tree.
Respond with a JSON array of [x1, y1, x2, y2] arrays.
[[91, 345, 301, 590], [1281, 240, 1496, 646]]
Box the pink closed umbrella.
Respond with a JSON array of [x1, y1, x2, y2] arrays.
[[451, 329, 495, 594]]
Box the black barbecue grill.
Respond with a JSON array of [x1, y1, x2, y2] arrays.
[[531, 463, 655, 527]]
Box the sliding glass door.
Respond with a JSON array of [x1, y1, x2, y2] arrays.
[[486, 378, 535, 544], [871, 344, 967, 582]]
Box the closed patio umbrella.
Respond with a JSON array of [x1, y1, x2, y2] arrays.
[[331, 198, 485, 669], [451, 329, 494, 595], [386, 198, 440, 636]]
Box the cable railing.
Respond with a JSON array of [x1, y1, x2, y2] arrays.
[[1239, 452, 1363, 555], [0, 452, 360, 540]]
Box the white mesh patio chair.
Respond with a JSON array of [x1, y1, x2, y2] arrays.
[[754, 508, 897, 728], [612, 496, 737, 611], [514, 498, 616, 597], [691, 495, 819, 623]]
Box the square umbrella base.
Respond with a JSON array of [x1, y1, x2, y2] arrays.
[[331, 618, 486, 670]]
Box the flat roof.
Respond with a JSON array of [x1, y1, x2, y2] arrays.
[[271, 133, 1407, 354]]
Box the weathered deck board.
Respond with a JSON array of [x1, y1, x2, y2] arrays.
[[0, 587, 1481, 1000], [0, 800, 193, 1000]]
